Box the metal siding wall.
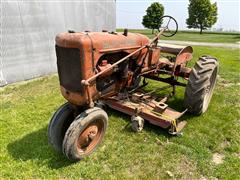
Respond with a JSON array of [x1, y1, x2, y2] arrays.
[[0, 1, 116, 86]]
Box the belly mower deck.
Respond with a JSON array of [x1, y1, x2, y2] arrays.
[[103, 89, 187, 135]]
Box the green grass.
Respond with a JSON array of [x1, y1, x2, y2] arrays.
[[1, 46, 240, 179], [117, 29, 240, 43]]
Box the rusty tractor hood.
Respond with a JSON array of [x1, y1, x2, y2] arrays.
[[55, 31, 150, 52]]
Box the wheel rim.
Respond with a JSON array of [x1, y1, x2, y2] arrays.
[[76, 119, 104, 155], [203, 67, 218, 112]]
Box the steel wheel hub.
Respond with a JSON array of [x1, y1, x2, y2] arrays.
[[76, 120, 104, 154]]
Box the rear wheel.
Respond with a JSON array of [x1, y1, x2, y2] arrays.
[[184, 56, 218, 114], [62, 107, 108, 161], [48, 103, 75, 152]]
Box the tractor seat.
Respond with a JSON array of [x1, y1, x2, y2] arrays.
[[158, 43, 193, 56]]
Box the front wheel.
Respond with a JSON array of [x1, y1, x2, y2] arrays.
[[184, 56, 219, 115], [48, 103, 75, 152], [62, 107, 108, 161]]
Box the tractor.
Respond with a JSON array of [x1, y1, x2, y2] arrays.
[[48, 16, 218, 161]]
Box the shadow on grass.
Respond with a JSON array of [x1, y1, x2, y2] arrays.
[[7, 126, 73, 169], [233, 35, 240, 39]]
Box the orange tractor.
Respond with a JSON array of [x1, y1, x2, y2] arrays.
[[48, 16, 218, 161]]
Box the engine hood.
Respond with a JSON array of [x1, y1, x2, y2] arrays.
[[55, 31, 150, 52]]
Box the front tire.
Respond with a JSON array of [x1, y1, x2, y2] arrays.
[[184, 56, 219, 114], [48, 103, 75, 152], [62, 107, 108, 161]]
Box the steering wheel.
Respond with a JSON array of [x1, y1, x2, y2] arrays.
[[158, 15, 178, 37]]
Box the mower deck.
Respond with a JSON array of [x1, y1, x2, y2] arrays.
[[103, 90, 187, 134]]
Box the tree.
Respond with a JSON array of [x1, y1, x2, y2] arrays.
[[186, 0, 217, 34], [142, 2, 164, 34]]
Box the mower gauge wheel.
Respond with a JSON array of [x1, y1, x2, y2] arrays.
[[158, 15, 178, 37], [131, 115, 144, 132]]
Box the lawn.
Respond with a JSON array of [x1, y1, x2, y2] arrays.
[[1, 46, 240, 179], [117, 29, 240, 43]]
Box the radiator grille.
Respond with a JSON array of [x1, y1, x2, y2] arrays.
[[56, 45, 83, 93]]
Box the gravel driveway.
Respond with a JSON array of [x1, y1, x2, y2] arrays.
[[158, 40, 240, 49]]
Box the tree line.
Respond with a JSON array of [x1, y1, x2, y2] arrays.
[[142, 0, 218, 34]]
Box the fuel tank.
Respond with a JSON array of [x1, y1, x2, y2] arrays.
[[55, 31, 149, 106]]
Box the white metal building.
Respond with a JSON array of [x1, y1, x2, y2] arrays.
[[0, 0, 116, 86]]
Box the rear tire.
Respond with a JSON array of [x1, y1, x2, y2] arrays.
[[48, 103, 75, 152], [184, 56, 218, 115], [62, 107, 108, 161]]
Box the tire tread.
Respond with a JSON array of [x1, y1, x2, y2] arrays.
[[184, 56, 218, 114]]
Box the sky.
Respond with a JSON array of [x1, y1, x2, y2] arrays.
[[116, 0, 240, 31]]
